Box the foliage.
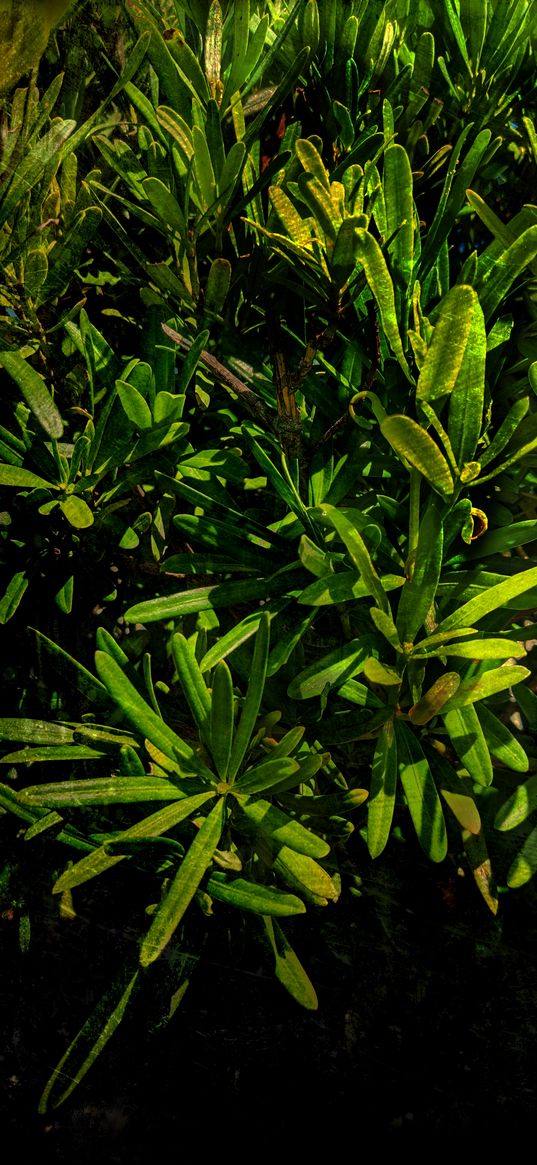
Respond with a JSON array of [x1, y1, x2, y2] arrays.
[[1, 0, 537, 1111]]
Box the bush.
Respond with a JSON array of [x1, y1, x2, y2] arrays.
[[1, 0, 536, 1111]]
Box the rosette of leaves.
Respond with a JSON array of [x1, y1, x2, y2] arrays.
[[0, 613, 367, 1106], [0, 311, 193, 621]]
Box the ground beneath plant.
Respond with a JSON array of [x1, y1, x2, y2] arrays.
[[2, 837, 537, 1159]]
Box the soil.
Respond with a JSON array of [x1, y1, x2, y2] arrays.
[[2, 828, 537, 1159]]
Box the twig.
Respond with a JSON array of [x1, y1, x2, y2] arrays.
[[161, 323, 276, 431]]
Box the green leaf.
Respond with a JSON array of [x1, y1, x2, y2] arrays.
[[443, 705, 493, 786], [396, 498, 444, 643], [124, 575, 296, 622], [116, 380, 153, 430], [264, 917, 318, 1010], [140, 795, 226, 967], [468, 521, 537, 558], [367, 719, 397, 858], [369, 606, 402, 652], [381, 415, 453, 498], [495, 774, 537, 832], [236, 796, 329, 859], [507, 826, 537, 889], [409, 673, 461, 725], [209, 661, 234, 779], [478, 225, 537, 321], [1, 745, 105, 764], [55, 574, 74, 614], [435, 566, 537, 633], [298, 571, 404, 606], [410, 638, 525, 661], [316, 504, 390, 614], [234, 757, 299, 795], [287, 639, 372, 699], [204, 258, 232, 314], [206, 873, 306, 916], [272, 846, 339, 905], [476, 705, 528, 775], [269, 185, 313, 248], [417, 284, 476, 400], [395, 720, 447, 862], [38, 964, 140, 1113], [94, 651, 205, 773], [441, 665, 530, 711], [441, 789, 481, 835], [383, 143, 414, 290], [200, 600, 288, 670], [0, 352, 63, 439], [192, 124, 216, 211], [171, 634, 212, 748], [447, 293, 486, 468], [354, 230, 411, 377], [463, 828, 498, 913], [53, 793, 216, 893], [0, 718, 74, 745], [0, 570, 29, 623], [155, 105, 193, 163], [31, 628, 110, 708], [59, 494, 94, 529], [228, 613, 270, 780], [420, 127, 491, 279], [19, 776, 188, 807]]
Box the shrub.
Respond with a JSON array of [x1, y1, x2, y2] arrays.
[[1, 0, 536, 1110]]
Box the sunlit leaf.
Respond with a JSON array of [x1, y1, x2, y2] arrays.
[[395, 720, 447, 861], [140, 795, 226, 967]]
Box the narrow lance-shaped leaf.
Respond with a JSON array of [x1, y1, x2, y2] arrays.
[[448, 292, 486, 468], [495, 774, 537, 832], [367, 719, 398, 858], [383, 143, 414, 290], [206, 873, 306, 916], [410, 638, 525, 661], [417, 284, 474, 402], [210, 661, 234, 778], [264, 917, 318, 1010], [381, 415, 454, 498], [440, 665, 529, 711], [435, 566, 537, 633], [38, 965, 140, 1114], [272, 845, 339, 905], [233, 757, 299, 795], [507, 826, 537, 890], [395, 720, 447, 862], [287, 638, 373, 699], [478, 225, 537, 321], [140, 795, 226, 967], [228, 613, 270, 779], [409, 673, 461, 725], [171, 634, 212, 748], [236, 796, 329, 859], [477, 705, 528, 774], [31, 628, 110, 708], [53, 793, 216, 893], [317, 504, 390, 614], [0, 352, 63, 439], [354, 230, 411, 378], [397, 498, 444, 644], [94, 651, 206, 773], [443, 705, 493, 786], [19, 776, 189, 807]]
